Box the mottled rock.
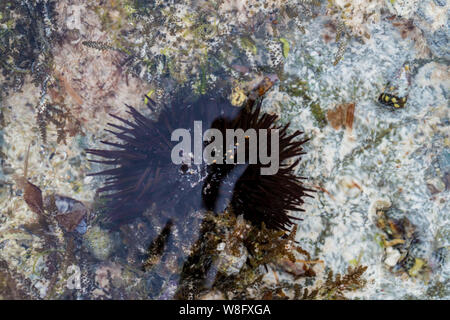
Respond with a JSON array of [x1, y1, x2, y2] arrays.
[[430, 247, 448, 270], [415, 0, 450, 59], [369, 198, 392, 221], [434, 0, 447, 6], [216, 244, 248, 276], [438, 149, 450, 173], [83, 226, 116, 260]]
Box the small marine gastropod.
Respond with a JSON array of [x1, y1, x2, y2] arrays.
[[378, 63, 411, 109], [378, 92, 407, 109]]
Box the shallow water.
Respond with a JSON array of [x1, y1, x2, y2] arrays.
[[0, 0, 448, 300]]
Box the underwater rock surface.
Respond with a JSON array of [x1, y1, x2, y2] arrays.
[[0, 0, 448, 299]]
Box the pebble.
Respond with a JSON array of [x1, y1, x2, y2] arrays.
[[385, 247, 402, 267], [83, 226, 116, 260]]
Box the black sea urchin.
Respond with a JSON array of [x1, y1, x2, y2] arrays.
[[87, 88, 313, 231]]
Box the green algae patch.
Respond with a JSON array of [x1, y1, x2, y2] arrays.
[[279, 38, 290, 58], [280, 79, 311, 101], [310, 103, 327, 128]]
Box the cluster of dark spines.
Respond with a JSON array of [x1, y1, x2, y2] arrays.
[[87, 90, 312, 231], [86, 93, 237, 226], [232, 123, 312, 231], [203, 103, 313, 231]]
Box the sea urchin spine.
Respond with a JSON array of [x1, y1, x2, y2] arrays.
[[87, 90, 313, 231]]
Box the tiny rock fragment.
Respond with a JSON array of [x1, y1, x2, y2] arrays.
[[385, 247, 401, 267]]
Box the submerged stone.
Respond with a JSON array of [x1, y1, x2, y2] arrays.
[[83, 226, 116, 260]]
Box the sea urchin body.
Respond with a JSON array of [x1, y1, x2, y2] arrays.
[[87, 89, 313, 231]]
